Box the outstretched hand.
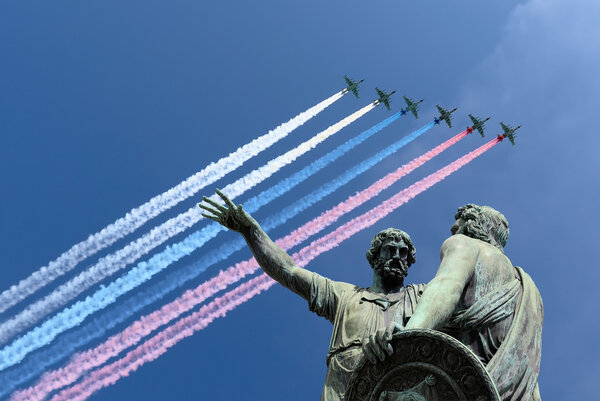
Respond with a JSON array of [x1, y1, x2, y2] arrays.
[[198, 189, 256, 233]]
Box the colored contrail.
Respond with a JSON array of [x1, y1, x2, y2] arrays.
[[0, 119, 434, 397], [11, 130, 472, 401], [0, 91, 345, 316], [48, 275, 275, 401], [0, 103, 376, 365], [45, 138, 502, 401]]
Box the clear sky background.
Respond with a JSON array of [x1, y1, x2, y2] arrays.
[[1, 1, 598, 400]]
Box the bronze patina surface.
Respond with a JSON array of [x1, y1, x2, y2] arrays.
[[346, 329, 500, 401], [200, 192, 543, 401], [199, 189, 425, 400]]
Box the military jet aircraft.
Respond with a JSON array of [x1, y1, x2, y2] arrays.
[[373, 87, 396, 110], [433, 105, 457, 128], [497, 122, 520, 145], [466, 114, 490, 137], [342, 76, 364, 98], [403, 96, 424, 119]]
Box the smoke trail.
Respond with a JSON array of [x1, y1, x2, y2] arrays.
[[0, 120, 433, 397], [45, 138, 502, 401], [0, 91, 345, 316], [260, 121, 436, 230], [48, 275, 276, 401], [0, 103, 376, 365], [291, 138, 502, 265], [10, 130, 471, 401]]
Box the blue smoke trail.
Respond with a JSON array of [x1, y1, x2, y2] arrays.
[[260, 121, 436, 230], [0, 113, 406, 373], [0, 120, 435, 396]]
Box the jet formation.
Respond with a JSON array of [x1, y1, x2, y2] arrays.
[[342, 76, 520, 144], [344, 77, 419, 118], [373, 88, 423, 120]]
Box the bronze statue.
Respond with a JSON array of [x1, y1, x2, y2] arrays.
[[200, 189, 424, 401], [200, 191, 543, 401], [404, 204, 543, 401]]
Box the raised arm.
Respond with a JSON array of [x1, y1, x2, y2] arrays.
[[199, 189, 315, 300], [404, 234, 478, 330]]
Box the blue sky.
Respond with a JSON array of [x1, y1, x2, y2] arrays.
[[1, 1, 598, 400]]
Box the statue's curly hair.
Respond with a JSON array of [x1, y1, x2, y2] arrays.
[[366, 228, 416, 268], [455, 204, 509, 250]]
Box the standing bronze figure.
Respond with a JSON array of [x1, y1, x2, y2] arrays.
[[200, 189, 424, 400], [405, 204, 543, 400], [200, 191, 543, 401]]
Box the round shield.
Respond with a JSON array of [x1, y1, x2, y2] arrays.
[[346, 329, 500, 401]]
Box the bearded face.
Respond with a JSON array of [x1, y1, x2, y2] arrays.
[[373, 239, 410, 284]]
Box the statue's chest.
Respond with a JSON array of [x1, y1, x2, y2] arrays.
[[339, 293, 402, 336]]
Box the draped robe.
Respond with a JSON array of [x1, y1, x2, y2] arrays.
[[446, 266, 543, 401], [308, 273, 425, 401]]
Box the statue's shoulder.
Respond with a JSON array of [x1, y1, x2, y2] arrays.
[[442, 233, 476, 249], [403, 283, 426, 302], [330, 279, 362, 295], [404, 283, 426, 291]]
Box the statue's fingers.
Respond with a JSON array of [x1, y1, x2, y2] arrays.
[[370, 334, 386, 362], [198, 204, 222, 217], [379, 330, 393, 356], [362, 342, 377, 364], [202, 196, 228, 213], [201, 213, 221, 224], [385, 323, 395, 342], [375, 332, 391, 359], [374, 345, 386, 362], [215, 188, 236, 210]]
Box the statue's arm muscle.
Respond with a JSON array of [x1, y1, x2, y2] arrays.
[[242, 222, 314, 300], [405, 234, 478, 330], [199, 190, 315, 300]]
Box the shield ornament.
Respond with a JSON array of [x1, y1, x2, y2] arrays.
[[346, 329, 500, 401]]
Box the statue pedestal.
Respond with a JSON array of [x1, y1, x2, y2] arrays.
[[346, 329, 500, 401]]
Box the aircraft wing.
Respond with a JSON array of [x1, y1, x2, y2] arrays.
[[376, 88, 385, 98], [403, 96, 413, 108], [383, 99, 391, 110], [436, 105, 444, 115], [469, 114, 486, 136], [411, 107, 418, 119], [444, 116, 452, 127], [351, 87, 359, 98], [500, 122, 510, 133], [345, 76, 353, 86]]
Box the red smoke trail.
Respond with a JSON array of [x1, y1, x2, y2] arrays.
[[47, 275, 276, 401], [14, 130, 474, 401], [44, 137, 499, 401], [293, 137, 500, 264]]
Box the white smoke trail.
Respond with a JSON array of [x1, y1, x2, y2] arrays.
[[0, 91, 344, 315], [0, 102, 375, 354], [42, 138, 502, 401]]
